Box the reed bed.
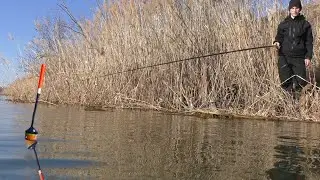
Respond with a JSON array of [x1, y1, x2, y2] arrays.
[[5, 0, 320, 121]]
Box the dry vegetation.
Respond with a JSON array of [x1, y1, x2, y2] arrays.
[[4, 0, 320, 121]]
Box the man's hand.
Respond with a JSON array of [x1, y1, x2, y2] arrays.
[[273, 42, 280, 49], [305, 59, 311, 67]]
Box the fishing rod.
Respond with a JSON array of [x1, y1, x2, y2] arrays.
[[25, 64, 46, 180], [100, 45, 276, 77]]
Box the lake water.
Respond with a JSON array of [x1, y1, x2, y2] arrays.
[[0, 96, 319, 179]]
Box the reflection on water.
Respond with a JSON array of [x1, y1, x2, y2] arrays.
[[0, 97, 320, 179], [267, 122, 320, 180]]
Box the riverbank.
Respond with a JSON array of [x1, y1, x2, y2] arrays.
[[4, 93, 319, 123], [4, 0, 320, 121], [82, 101, 320, 123]]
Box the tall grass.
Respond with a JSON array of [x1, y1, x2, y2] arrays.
[[5, 0, 320, 120]]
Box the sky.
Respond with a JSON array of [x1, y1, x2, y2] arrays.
[[0, 0, 99, 86]]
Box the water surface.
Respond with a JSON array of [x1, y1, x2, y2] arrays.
[[0, 96, 320, 179]]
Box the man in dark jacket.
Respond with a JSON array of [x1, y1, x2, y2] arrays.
[[273, 0, 313, 94]]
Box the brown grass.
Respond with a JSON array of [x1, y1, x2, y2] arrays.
[[5, 0, 320, 121]]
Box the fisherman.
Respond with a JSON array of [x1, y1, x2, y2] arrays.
[[273, 0, 313, 97]]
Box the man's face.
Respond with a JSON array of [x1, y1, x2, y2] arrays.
[[290, 6, 301, 17]]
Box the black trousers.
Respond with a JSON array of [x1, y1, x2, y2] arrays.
[[278, 56, 307, 92]]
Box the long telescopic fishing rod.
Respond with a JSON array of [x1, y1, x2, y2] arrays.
[[100, 45, 276, 77], [25, 64, 46, 180]]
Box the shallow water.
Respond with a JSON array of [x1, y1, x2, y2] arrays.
[[0, 96, 319, 179]]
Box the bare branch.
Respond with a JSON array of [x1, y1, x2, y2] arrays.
[[58, 3, 86, 38]]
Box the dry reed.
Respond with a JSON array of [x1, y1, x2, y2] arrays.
[[4, 0, 320, 121]]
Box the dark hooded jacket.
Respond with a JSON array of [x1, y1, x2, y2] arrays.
[[274, 14, 313, 59]]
